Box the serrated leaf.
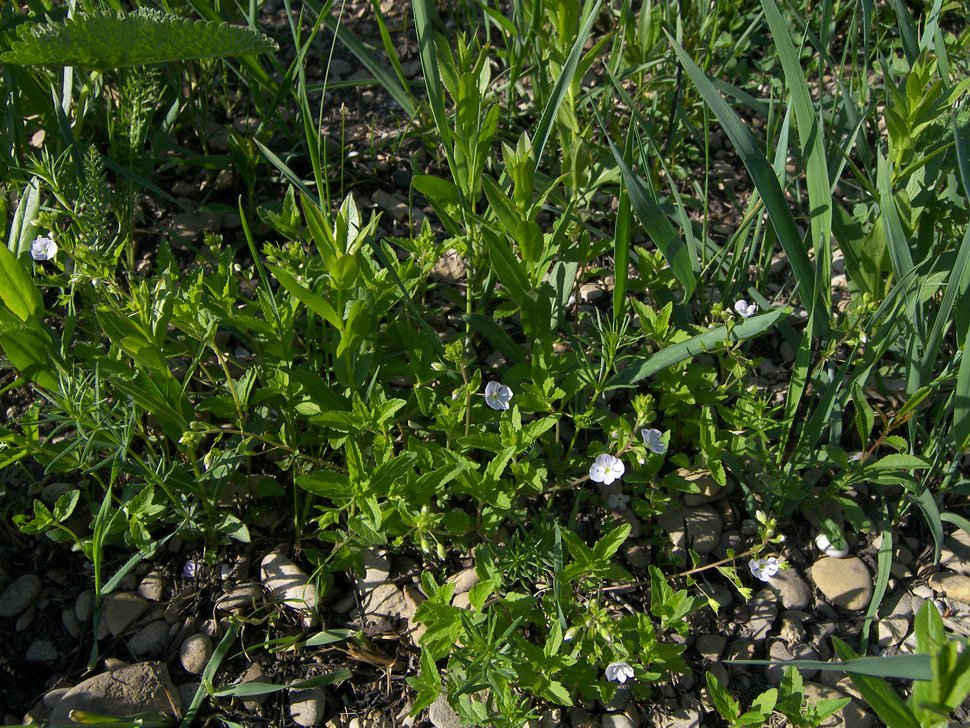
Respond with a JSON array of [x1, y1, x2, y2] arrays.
[[2, 9, 277, 70]]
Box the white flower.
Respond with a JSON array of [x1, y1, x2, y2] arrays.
[[605, 493, 630, 511], [589, 454, 625, 485], [734, 299, 758, 318], [30, 235, 57, 261], [605, 661, 635, 684], [860, 333, 868, 344], [748, 556, 779, 582], [814, 532, 849, 558], [484, 381, 513, 410], [641, 428, 667, 454]]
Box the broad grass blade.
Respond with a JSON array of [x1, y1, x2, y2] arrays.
[[319, 11, 416, 117], [607, 306, 788, 388], [603, 129, 696, 299], [412, 0, 460, 202], [666, 31, 825, 335], [832, 638, 922, 728], [531, 0, 602, 173], [761, 0, 832, 312]]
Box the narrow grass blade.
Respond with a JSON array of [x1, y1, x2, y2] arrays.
[[179, 622, 240, 728], [613, 184, 632, 322], [887, 0, 919, 66], [832, 638, 922, 728], [596, 106, 696, 298], [776, 297, 813, 465], [729, 652, 931, 681], [761, 0, 831, 311], [666, 31, 825, 334], [465, 313, 527, 365], [318, 11, 415, 117], [531, 0, 601, 173], [859, 524, 892, 650], [921, 225, 970, 383], [607, 306, 788, 388], [412, 0, 460, 202], [253, 139, 318, 205]]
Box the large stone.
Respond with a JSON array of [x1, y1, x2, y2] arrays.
[[929, 571, 970, 604], [601, 713, 635, 728], [802, 682, 875, 728], [100, 592, 149, 638], [363, 583, 413, 622], [877, 616, 910, 648], [764, 568, 812, 610], [657, 504, 722, 556], [260, 551, 318, 623], [26, 640, 57, 663], [0, 574, 42, 618], [746, 589, 778, 641], [695, 634, 727, 661], [215, 583, 263, 613], [48, 662, 181, 726], [810, 557, 873, 610], [75, 590, 95, 622], [428, 695, 462, 728], [940, 527, 970, 576], [128, 621, 172, 659], [360, 550, 390, 593], [289, 687, 326, 727], [137, 573, 165, 602]]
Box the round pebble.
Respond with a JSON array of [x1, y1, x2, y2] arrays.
[[0, 574, 42, 618], [810, 557, 873, 610], [179, 634, 213, 675]]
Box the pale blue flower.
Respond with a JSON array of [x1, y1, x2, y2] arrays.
[[748, 556, 779, 582], [734, 299, 758, 318], [605, 661, 635, 684], [590, 454, 624, 485], [30, 235, 57, 261], [641, 428, 667, 455], [484, 381, 513, 410]]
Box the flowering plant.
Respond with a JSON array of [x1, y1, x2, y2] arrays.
[[589, 454, 625, 485], [734, 299, 757, 318], [484, 380, 513, 410], [30, 234, 58, 261]]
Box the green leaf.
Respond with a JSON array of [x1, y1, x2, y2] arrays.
[[666, 32, 826, 335], [296, 471, 353, 500], [607, 306, 789, 387], [2, 9, 277, 70], [603, 128, 696, 297], [0, 241, 44, 323], [53, 489, 80, 522], [705, 670, 739, 720], [730, 651, 932, 681], [831, 638, 921, 728], [268, 264, 342, 331], [0, 328, 58, 390], [304, 629, 354, 647], [530, 0, 602, 172], [593, 524, 631, 561], [7, 177, 42, 260], [868, 454, 932, 470]]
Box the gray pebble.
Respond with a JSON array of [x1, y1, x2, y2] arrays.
[[0, 574, 42, 618]]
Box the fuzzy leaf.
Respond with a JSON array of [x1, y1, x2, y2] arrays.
[[2, 9, 277, 70]]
